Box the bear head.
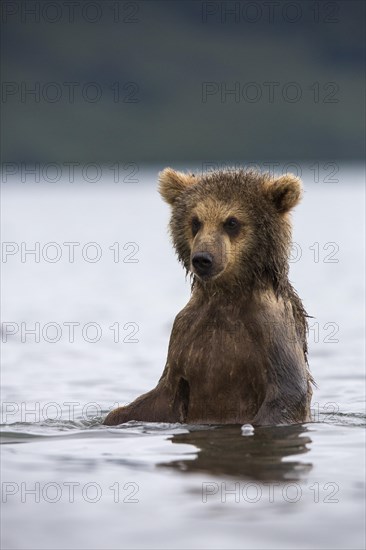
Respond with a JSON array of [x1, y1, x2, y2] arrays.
[[159, 168, 302, 293]]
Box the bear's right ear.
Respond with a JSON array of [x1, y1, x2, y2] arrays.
[[158, 168, 196, 205]]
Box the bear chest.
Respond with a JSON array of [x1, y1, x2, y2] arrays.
[[168, 306, 265, 388]]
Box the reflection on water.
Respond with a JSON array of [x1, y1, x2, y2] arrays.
[[161, 424, 312, 481]]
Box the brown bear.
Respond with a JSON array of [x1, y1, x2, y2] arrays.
[[104, 168, 314, 426]]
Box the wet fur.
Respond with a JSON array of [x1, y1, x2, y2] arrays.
[[104, 169, 314, 426]]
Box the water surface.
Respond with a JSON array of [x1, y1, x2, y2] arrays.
[[1, 168, 365, 549]]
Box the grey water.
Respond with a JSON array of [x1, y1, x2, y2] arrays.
[[1, 166, 365, 549]]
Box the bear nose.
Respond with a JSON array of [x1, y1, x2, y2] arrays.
[[192, 252, 213, 276]]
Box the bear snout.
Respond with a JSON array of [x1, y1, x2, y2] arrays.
[[191, 252, 214, 277]]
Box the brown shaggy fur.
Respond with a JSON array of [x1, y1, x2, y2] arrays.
[[104, 169, 314, 426]]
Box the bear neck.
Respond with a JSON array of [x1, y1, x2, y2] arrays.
[[190, 268, 290, 302], [189, 269, 309, 359]]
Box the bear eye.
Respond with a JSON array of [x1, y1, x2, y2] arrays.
[[191, 216, 202, 236], [223, 217, 240, 235]]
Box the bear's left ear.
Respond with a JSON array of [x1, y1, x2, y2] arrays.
[[158, 168, 196, 206], [265, 174, 302, 214]]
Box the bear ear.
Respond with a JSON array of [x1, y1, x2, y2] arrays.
[[158, 168, 196, 205], [265, 174, 302, 214]]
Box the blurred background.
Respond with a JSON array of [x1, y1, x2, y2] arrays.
[[1, 0, 365, 164]]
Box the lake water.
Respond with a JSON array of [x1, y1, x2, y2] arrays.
[[1, 166, 365, 549]]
